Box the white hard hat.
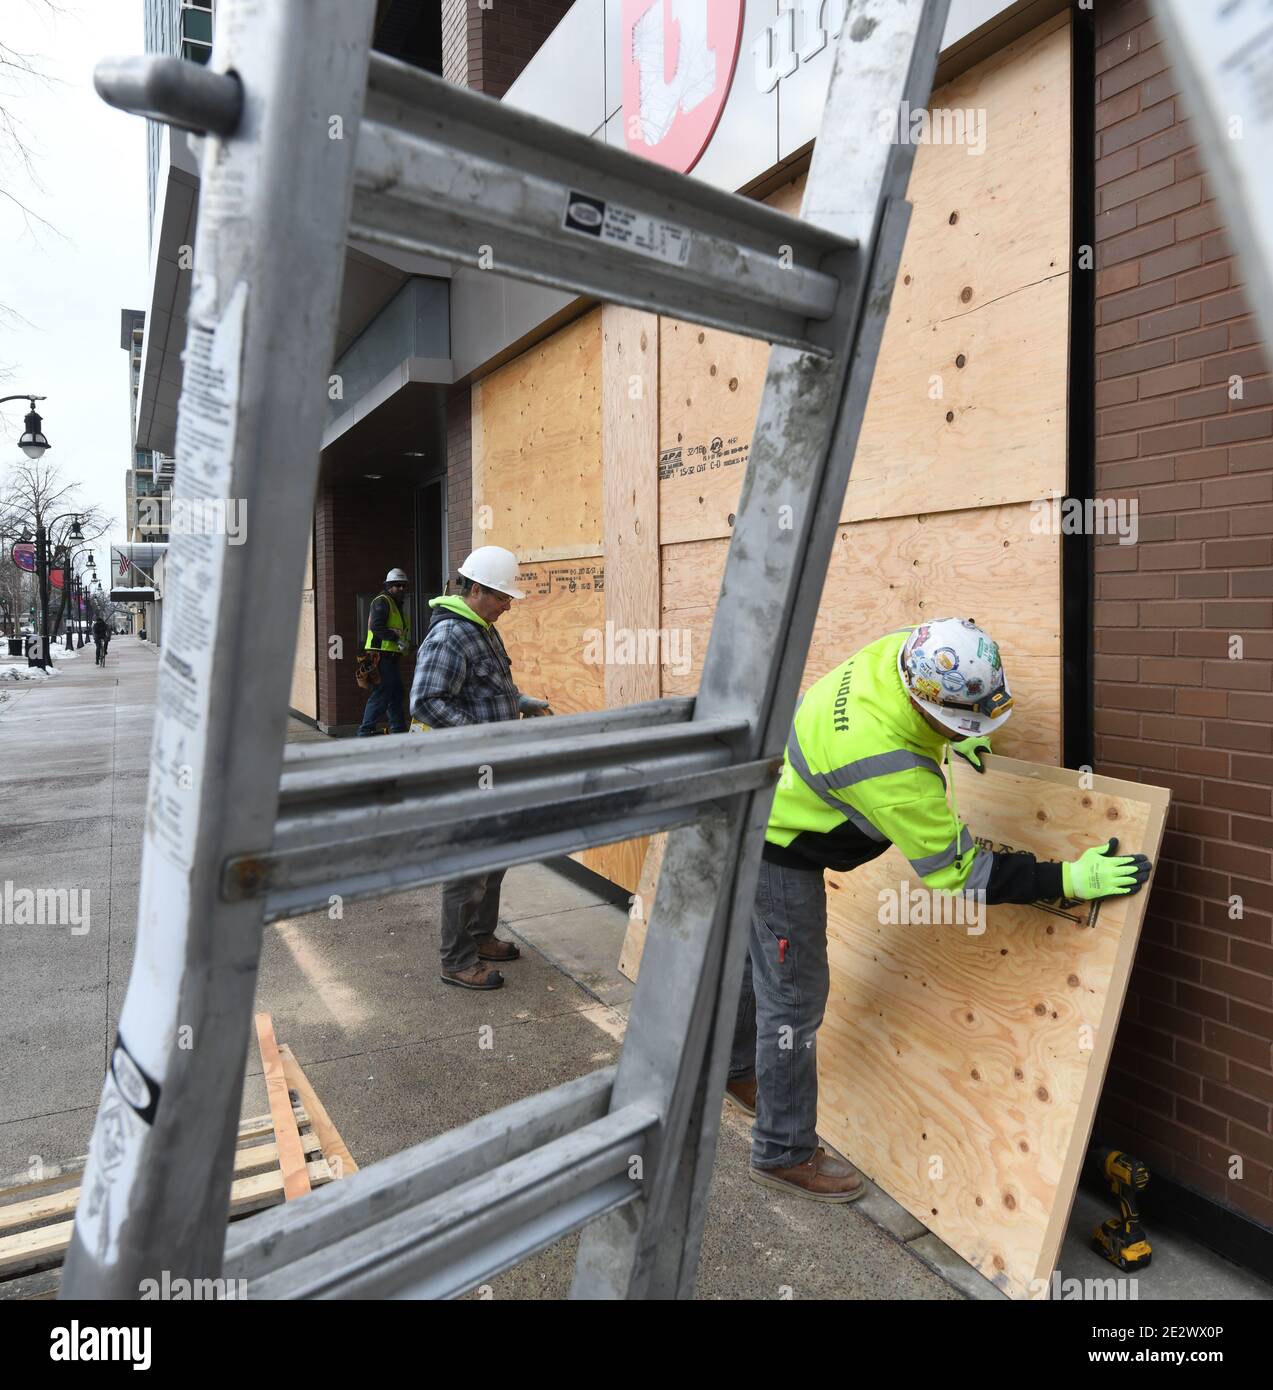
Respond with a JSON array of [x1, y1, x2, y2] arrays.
[[898, 618, 1014, 736], [385, 568, 408, 584], [458, 545, 525, 600]]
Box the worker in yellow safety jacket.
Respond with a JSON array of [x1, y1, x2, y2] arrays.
[[726, 618, 1154, 1203], [357, 567, 411, 735]]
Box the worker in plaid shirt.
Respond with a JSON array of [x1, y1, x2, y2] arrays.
[[411, 545, 553, 991]]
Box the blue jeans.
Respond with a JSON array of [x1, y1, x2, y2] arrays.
[[358, 653, 407, 734], [729, 858, 830, 1169]]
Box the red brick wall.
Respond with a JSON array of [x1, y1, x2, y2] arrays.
[[315, 483, 419, 731], [440, 0, 575, 100], [1093, 0, 1273, 1230]]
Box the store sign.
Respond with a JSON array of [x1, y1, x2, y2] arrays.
[[753, 0, 846, 93], [621, 0, 744, 172]]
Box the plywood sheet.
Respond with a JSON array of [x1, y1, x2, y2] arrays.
[[497, 558, 605, 717], [472, 310, 603, 561], [657, 178, 805, 548], [655, 12, 1072, 543], [819, 756, 1168, 1299], [844, 273, 1068, 522], [493, 556, 646, 893], [661, 502, 1062, 764]]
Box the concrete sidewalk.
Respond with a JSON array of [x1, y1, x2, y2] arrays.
[[1, 640, 1265, 1300]]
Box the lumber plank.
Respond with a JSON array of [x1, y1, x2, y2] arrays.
[[618, 832, 665, 982], [602, 304, 660, 709], [278, 1043, 358, 1179], [0, 1109, 307, 1205], [254, 1012, 312, 1201], [0, 1160, 332, 1280], [0, 1135, 322, 1236]]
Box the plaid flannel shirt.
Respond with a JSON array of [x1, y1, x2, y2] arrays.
[[410, 609, 521, 727]]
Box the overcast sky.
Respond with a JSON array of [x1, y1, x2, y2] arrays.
[[1, 0, 148, 571]]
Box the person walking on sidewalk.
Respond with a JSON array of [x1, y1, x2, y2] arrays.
[[410, 545, 554, 991], [357, 568, 411, 736], [725, 619, 1154, 1203]]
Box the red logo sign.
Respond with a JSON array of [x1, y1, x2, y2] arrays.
[[621, 0, 743, 173]]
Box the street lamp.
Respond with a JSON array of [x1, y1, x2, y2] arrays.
[[80, 554, 98, 647], [26, 511, 82, 670], [59, 537, 92, 651], [1, 395, 50, 460]]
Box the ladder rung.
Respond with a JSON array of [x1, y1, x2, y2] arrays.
[[279, 696, 696, 779], [225, 1067, 615, 1282], [236, 1101, 657, 1299], [277, 711, 745, 805], [352, 54, 853, 353], [227, 719, 776, 922]]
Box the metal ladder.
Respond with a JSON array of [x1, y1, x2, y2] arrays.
[[63, 0, 949, 1300]]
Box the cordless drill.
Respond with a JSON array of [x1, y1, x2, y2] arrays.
[[1091, 1147, 1151, 1271]]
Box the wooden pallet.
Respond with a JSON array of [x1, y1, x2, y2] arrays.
[[0, 1016, 354, 1297]]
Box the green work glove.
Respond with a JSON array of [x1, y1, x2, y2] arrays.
[[1061, 838, 1152, 901], [952, 734, 992, 772]]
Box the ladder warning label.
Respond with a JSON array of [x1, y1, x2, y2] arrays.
[[145, 278, 248, 873], [564, 189, 692, 267]]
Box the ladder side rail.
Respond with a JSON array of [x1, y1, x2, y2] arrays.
[[62, 0, 377, 1298], [572, 0, 951, 1299], [224, 1066, 615, 1283]]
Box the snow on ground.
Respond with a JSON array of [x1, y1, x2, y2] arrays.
[[0, 663, 60, 682]]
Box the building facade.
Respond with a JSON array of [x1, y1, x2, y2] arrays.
[[123, 0, 1272, 1268]]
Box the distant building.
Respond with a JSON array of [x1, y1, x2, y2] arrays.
[[120, 308, 171, 545]]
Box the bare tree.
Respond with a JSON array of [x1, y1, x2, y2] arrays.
[[0, 0, 64, 235], [1, 0, 67, 386], [0, 453, 113, 652]]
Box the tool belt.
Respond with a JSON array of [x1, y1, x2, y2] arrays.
[[355, 651, 381, 690]]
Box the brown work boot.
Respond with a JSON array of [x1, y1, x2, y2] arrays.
[[440, 961, 505, 990], [475, 933, 521, 962], [750, 1147, 865, 1203], [725, 1075, 757, 1117]]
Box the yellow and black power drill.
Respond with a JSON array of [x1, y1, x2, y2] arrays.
[[1091, 1148, 1151, 1271]]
